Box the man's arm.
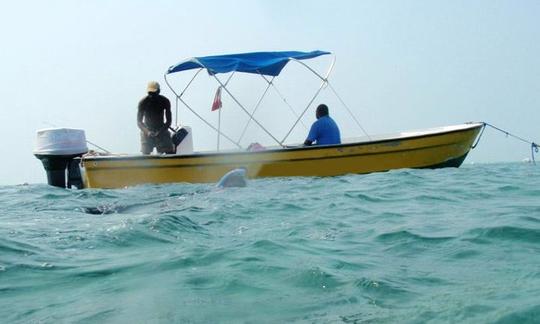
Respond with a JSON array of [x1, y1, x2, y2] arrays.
[[304, 122, 318, 146], [162, 98, 172, 132], [137, 102, 150, 135]]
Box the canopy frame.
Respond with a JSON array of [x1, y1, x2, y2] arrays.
[[163, 51, 369, 150]]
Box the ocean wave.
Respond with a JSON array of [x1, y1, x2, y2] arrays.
[[376, 230, 455, 244], [494, 304, 540, 324], [143, 214, 206, 235], [250, 239, 288, 252], [286, 266, 344, 290], [466, 226, 540, 244], [156, 247, 234, 272], [520, 215, 540, 224], [70, 262, 141, 278], [0, 237, 42, 257], [353, 277, 417, 308], [344, 192, 387, 203], [100, 219, 206, 247]]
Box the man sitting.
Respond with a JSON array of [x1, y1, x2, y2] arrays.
[[304, 104, 341, 146]]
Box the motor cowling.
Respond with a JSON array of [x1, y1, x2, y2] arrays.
[[34, 128, 88, 188]]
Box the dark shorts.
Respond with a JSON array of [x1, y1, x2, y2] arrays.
[[140, 130, 174, 154]]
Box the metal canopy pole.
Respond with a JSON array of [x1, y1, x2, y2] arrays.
[[175, 96, 179, 127], [217, 108, 221, 151], [164, 68, 204, 128], [237, 75, 274, 144], [213, 75, 283, 147], [215, 72, 235, 151], [327, 83, 371, 139], [288, 55, 371, 140], [177, 96, 241, 148], [279, 55, 337, 145], [164, 70, 242, 149], [259, 74, 308, 131], [164, 52, 369, 148]]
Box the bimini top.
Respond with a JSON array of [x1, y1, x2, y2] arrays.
[[167, 50, 331, 76]]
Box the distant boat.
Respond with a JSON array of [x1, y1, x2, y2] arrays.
[[34, 51, 484, 189]]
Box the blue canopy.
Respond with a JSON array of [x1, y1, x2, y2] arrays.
[[167, 50, 331, 77]]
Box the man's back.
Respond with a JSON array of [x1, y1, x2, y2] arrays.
[[138, 94, 170, 131], [306, 115, 341, 145]]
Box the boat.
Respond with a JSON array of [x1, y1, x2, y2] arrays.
[[34, 51, 484, 189]]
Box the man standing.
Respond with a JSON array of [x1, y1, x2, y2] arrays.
[[304, 104, 341, 146], [137, 81, 174, 154]]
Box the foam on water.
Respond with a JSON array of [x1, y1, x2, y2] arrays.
[[0, 163, 539, 323]]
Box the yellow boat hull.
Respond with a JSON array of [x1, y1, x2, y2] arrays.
[[81, 123, 483, 188]]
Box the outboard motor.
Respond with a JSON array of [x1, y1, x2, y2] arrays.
[[34, 128, 88, 189]]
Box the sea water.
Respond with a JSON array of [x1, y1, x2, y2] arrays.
[[0, 163, 539, 323]]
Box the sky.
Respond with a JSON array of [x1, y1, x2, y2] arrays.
[[0, 0, 538, 185]]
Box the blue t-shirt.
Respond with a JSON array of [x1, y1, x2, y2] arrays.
[[306, 115, 341, 145]]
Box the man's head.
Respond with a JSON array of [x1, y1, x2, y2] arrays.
[[147, 81, 160, 95], [316, 104, 329, 119]]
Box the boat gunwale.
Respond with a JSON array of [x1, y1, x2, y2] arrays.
[[86, 142, 459, 171], [83, 122, 483, 162]]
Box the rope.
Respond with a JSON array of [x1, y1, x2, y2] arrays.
[[177, 96, 241, 148], [86, 140, 111, 154], [327, 82, 371, 140], [214, 75, 283, 147], [259, 74, 308, 131], [165, 68, 203, 129], [164, 70, 242, 149], [480, 122, 539, 165], [237, 77, 273, 144], [470, 122, 486, 149], [280, 78, 327, 145]]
